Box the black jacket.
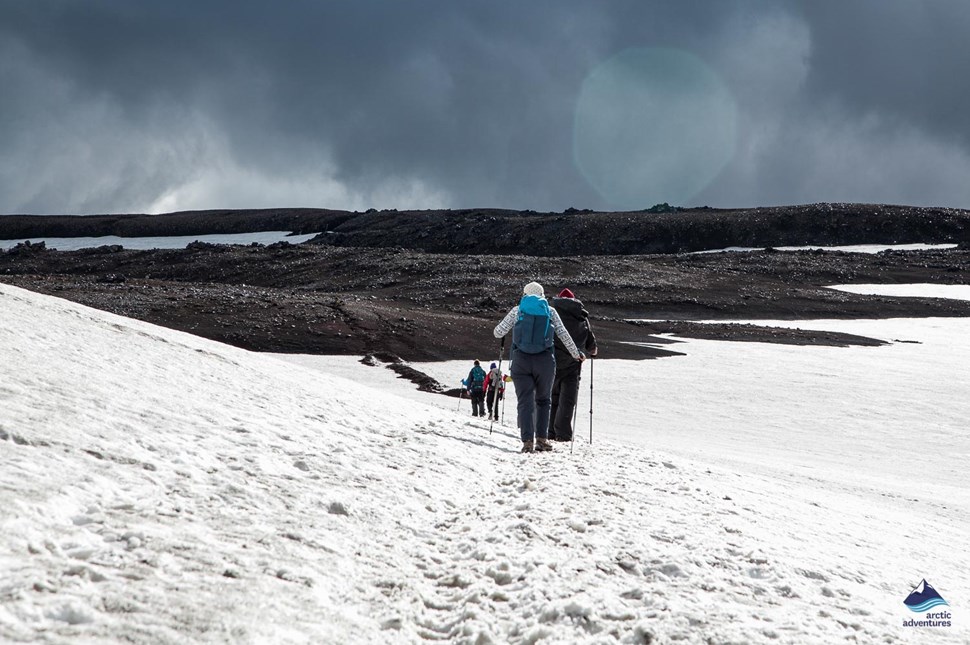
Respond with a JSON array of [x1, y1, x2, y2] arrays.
[[551, 297, 596, 365]]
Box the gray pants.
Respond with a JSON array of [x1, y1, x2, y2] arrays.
[[510, 349, 556, 443]]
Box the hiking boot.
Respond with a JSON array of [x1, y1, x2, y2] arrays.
[[535, 438, 553, 452], [521, 441, 534, 453]]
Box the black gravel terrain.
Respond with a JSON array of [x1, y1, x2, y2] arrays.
[[3, 203, 970, 362]]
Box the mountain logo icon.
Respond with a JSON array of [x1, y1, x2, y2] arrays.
[[903, 579, 949, 612]]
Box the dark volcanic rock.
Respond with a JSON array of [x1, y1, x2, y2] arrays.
[[2, 235, 970, 361], [305, 203, 970, 255], [7, 240, 47, 255], [0, 208, 353, 239], [3, 203, 970, 362], [4, 203, 969, 256]]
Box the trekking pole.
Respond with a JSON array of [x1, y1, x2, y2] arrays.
[[501, 360, 511, 425], [588, 358, 594, 444], [571, 376, 580, 455], [490, 338, 505, 435], [457, 380, 465, 412]]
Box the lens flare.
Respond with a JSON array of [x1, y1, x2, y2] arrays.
[[573, 47, 737, 210]]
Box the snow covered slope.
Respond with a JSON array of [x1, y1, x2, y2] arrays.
[[2, 283, 966, 643]]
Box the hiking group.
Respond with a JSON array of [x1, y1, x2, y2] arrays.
[[464, 360, 506, 420], [464, 281, 597, 454]]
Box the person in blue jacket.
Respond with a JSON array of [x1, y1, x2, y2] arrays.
[[493, 282, 584, 453]]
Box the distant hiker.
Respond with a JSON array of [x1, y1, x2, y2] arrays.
[[466, 360, 487, 417], [550, 288, 598, 442], [484, 362, 506, 421], [494, 282, 584, 453]]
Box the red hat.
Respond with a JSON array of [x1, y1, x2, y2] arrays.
[[558, 288, 575, 299]]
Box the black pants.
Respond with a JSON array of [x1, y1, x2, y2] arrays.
[[471, 390, 485, 416], [486, 387, 503, 419], [550, 361, 582, 441]]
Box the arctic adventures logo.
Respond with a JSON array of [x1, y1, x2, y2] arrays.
[[902, 579, 952, 628]]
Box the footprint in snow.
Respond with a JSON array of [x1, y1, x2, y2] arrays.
[[327, 501, 350, 516]]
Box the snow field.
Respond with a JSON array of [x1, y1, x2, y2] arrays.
[[827, 283, 970, 302], [2, 282, 968, 643], [691, 243, 959, 254]]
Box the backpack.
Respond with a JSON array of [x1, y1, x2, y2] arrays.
[[469, 366, 486, 392], [513, 294, 553, 354]]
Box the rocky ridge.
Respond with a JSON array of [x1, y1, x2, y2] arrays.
[[2, 203, 969, 362]]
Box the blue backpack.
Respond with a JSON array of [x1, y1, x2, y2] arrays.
[[469, 366, 486, 392], [513, 295, 553, 354]]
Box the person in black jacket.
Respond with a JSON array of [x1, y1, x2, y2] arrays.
[[549, 288, 598, 441]]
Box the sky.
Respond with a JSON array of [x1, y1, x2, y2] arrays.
[[2, 1, 970, 215], [2, 281, 969, 642]]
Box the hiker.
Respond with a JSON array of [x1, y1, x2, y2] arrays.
[[466, 360, 487, 417], [549, 288, 598, 441], [494, 282, 584, 453], [484, 362, 506, 421]]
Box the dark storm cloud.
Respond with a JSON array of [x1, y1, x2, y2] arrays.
[[797, 1, 970, 143], [1, 0, 969, 214], [694, 0, 970, 208]]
